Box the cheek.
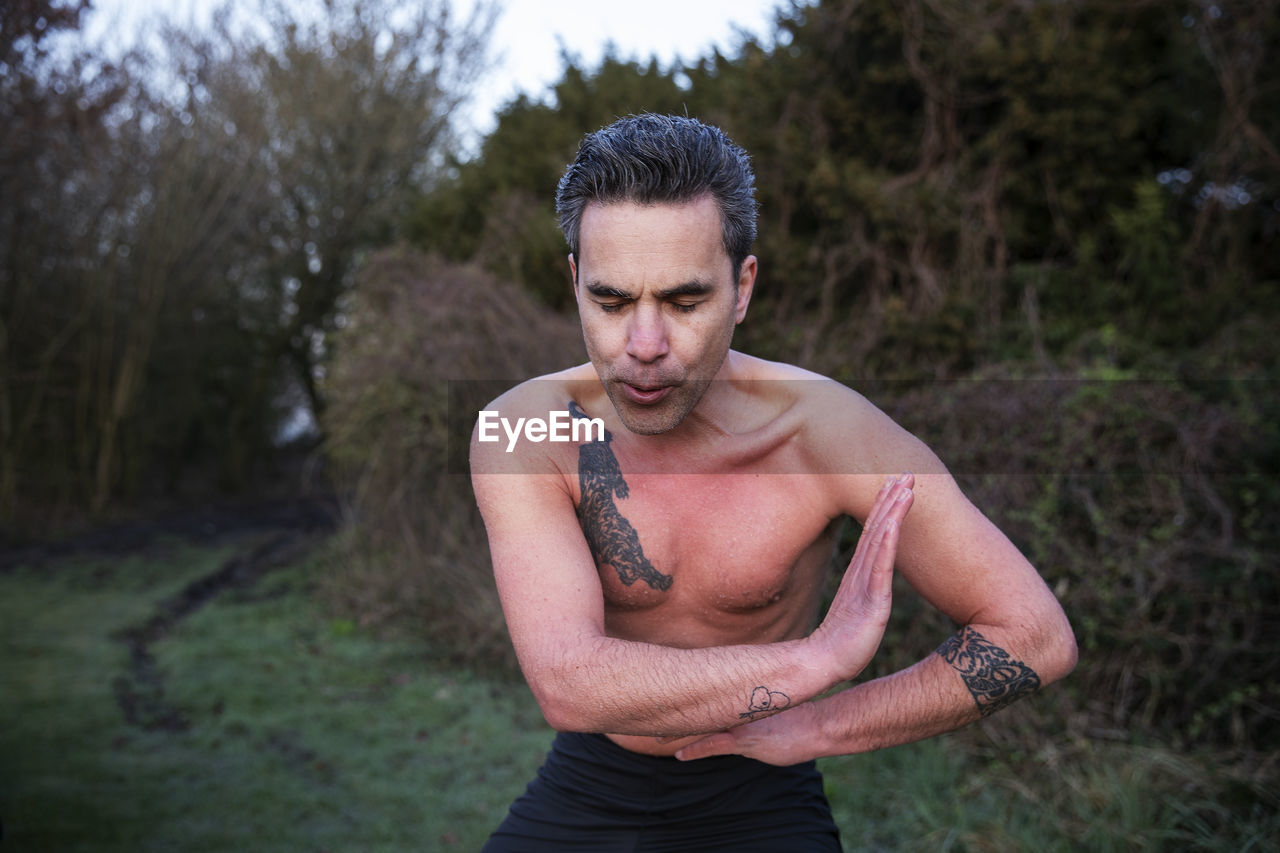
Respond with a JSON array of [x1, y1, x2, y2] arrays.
[[580, 316, 620, 360], [684, 315, 735, 355]]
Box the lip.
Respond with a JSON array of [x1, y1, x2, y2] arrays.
[[620, 383, 673, 405]]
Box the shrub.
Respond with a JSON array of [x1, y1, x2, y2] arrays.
[[320, 247, 582, 663], [876, 362, 1278, 752]]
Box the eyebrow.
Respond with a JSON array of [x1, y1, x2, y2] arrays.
[[584, 280, 715, 300], [656, 280, 715, 299], [584, 283, 631, 299]]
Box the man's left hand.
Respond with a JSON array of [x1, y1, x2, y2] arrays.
[[675, 702, 821, 766]]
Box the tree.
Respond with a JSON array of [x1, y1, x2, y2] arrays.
[[0, 0, 138, 518], [409, 48, 696, 308], [0, 0, 496, 522], [677, 0, 1278, 374], [239, 0, 495, 420]]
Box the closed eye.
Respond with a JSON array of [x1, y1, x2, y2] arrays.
[[586, 283, 631, 314]]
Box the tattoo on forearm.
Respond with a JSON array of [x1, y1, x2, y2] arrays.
[[936, 626, 1041, 716], [740, 686, 791, 720], [570, 401, 673, 591]]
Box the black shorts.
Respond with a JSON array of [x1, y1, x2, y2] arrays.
[[481, 731, 842, 852]]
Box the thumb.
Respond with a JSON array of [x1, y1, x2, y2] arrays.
[[675, 732, 737, 761]]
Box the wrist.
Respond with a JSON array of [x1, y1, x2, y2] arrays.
[[807, 692, 854, 758], [799, 632, 847, 692]]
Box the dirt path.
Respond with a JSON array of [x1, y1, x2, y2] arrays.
[[3, 496, 341, 730], [112, 525, 333, 731]]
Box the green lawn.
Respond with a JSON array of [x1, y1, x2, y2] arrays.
[[2, 539, 1272, 851], [1, 539, 550, 851]]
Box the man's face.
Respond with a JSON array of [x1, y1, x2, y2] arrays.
[[570, 195, 756, 435]]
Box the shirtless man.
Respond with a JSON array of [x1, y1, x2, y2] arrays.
[[471, 114, 1077, 851]]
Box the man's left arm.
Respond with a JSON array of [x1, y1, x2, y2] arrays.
[[677, 401, 1077, 765]]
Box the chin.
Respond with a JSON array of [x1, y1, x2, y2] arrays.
[[607, 383, 705, 436], [611, 399, 686, 435], [617, 411, 683, 435]]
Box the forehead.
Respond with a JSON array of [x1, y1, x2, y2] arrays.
[[578, 196, 730, 278]]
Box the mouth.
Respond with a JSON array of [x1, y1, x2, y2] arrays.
[[619, 382, 674, 405]]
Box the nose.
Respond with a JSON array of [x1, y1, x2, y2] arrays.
[[625, 303, 669, 363]]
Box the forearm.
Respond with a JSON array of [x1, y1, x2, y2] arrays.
[[674, 619, 1075, 765], [810, 623, 1069, 757], [808, 654, 979, 757], [527, 633, 842, 737]]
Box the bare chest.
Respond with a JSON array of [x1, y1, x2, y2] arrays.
[[571, 459, 838, 634]]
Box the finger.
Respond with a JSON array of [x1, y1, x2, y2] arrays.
[[866, 517, 900, 602], [867, 489, 913, 588], [858, 473, 912, 555], [849, 474, 911, 578], [849, 481, 899, 576], [834, 490, 900, 608], [882, 480, 914, 532], [833, 474, 913, 611], [878, 472, 913, 524], [675, 733, 738, 761], [853, 486, 912, 593], [868, 486, 913, 557], [850, 476, 895, 566]]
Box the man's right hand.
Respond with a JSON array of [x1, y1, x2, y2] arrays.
[[809, 473, 914, 682]]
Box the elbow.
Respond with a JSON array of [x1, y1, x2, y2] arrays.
[[1045, 633, 1078, 686], [522, 656, 602, 733], [1039, 611, 1079, 685], [534, 688, 586, 732], [1058, 625, 1080, 680]]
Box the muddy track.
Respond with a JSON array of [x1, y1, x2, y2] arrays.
[[111, 525, 334, 731], [13, 496, 344, 731]]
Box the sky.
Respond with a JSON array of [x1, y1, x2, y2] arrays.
[[456, 0, 782, 134], [82, 0, 786, 142]]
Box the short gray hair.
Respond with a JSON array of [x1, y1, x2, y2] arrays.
[[556, 114, 758, 277]]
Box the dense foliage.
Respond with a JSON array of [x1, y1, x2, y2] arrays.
[[320, 248, 581, 659], [413, 0, 1278, 378], [7, 0, 1277, 773]]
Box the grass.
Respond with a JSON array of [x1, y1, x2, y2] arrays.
[[1, 538, 550, 851], [2, 538, 1275, 851], [820, 739, 1278, 852]]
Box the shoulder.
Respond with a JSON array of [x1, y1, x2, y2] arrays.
[[731, 353, 902, 446], [477, 363, 599, 418], [470, 362, 603, 476], [734, 355, 949, 517], [727, 352, 871, 409]]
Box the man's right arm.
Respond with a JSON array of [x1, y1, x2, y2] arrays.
[[470, 429, 913, 737]]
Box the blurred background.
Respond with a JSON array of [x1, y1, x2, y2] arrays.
[[2, 0, 1277, 849]]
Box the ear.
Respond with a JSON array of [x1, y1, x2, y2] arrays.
[[568, 253, 579, 290], [733, 255, 757, 324]]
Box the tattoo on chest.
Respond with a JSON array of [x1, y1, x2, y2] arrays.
[[936, 626, 1041, 716], [569, 401, 673, 591]]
